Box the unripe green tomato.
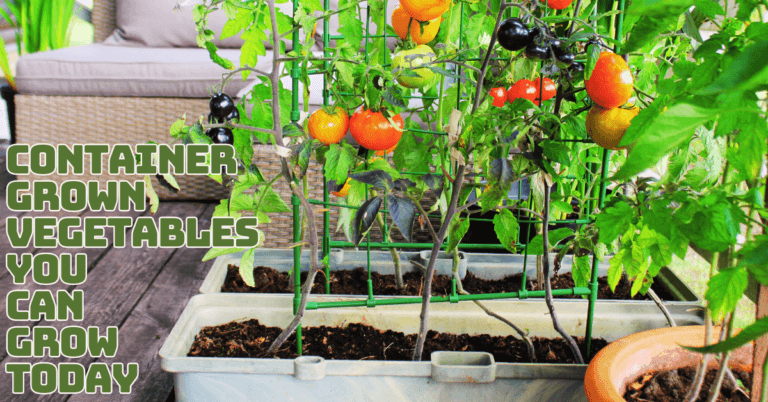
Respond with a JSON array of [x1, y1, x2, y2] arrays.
[[392, 45, 436, 89]]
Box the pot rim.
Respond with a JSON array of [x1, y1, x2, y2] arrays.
[[584, 325, 753, 402]]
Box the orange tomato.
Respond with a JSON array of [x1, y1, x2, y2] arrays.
[[392, 5, 440, 45], [585, 52, 634, 109], [400, 0, 451, 22], [308, 107, 349, 145], [586, 105, 640, 150], [331, 178, 351, 197]]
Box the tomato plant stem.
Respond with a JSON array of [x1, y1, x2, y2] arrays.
[[647, 288, 677, 327], [263, 0, 322, 354], [542, 183, 585, 364]]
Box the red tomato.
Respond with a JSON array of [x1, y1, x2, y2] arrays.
[[349, 109, 404, 151], [544, 0, 573, 10], [490, 87, 507, 107], [533, 77, 557, 101], [507, 79, 539, 103]]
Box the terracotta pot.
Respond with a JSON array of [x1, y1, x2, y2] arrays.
[[584, 325, 753, 402]]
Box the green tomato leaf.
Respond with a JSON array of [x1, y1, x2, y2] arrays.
[[493, 209, 519, 253], [238, 248, 257, 287], [685, 315, 768, 355], [573, 255, 591, 289], [540, 140, 571, 167], [324, 143, 356, 184], [203, 246, 247, 262], [143, 175, 160, 215], [607, 248, 628, 292], [446, 217, 471, 253], [705, 267, 749, 323], [612, 104, 716, 181], [595, 201, 634, 244], [205, 41, 235, 70], [254, 186, 291, 214], [525, 228, 575, 255], [621, 0, 697, 54], [699, 40, 768, 95], [737, 236, 768, 285], [585, 42, 600, 81]]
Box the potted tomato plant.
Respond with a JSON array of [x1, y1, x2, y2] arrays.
[[575, 0, 768, 399], [153, 0, 767, 400]]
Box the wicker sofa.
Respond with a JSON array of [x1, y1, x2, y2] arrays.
[[12, 0, 328, 247], [13, 0, 432, 247], [16, 0, 438, 247]]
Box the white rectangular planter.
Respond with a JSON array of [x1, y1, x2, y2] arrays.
[[199, 249, 704, 325], [160, 294, 689, 402]]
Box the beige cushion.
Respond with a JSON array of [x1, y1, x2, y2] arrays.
[[104, 0, 297, 49], [16, 44, 259, 98], [107, 0, 241, 48]]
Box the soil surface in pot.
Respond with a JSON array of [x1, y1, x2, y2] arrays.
[[624, 366, 751, 401], [188, 318, 608, 363], [222, 264, 677, 301]]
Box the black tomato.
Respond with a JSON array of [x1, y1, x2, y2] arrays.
[[207, 127, 234, 145], [554, 51, 575, 66], [497, 18, 530, 51], [225, 107, 240, 122], [548, 40, 573, 65], [210, 93, 235, 120], [525, 43, 551, 61], [208, 107, 239, 124], [528, 26, 542, 43], [569, 62, 585, 74]]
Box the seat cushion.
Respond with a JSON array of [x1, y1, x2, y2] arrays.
[[108, 0, 242, 48], [104, 0, 296, 49], [16, 44, 262, 98]]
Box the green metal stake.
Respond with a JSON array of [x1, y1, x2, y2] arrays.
[[291, 0, 302, 356], [292, 194, 302, 355], [322, 0, 332, 295]]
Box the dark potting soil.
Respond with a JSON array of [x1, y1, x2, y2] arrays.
[[221, 264, 678, 301], [624, 366, 751, 402], [188, 318, 609, 363]]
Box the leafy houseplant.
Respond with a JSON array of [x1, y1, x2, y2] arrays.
[[160, 0, 766, 396]]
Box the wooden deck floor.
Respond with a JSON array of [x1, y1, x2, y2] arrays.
[[1, 155, 214, 401]]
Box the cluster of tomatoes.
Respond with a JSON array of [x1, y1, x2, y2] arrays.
[[206, 93, 239, 145], [390, 0, 453, 89], [584, 52, 638, 150], [308, 107, 403, 153], [498, 17, 578, 67], [490, 76, 558, 108]]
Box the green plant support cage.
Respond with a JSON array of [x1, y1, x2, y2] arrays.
[[286, 0, 625, 358]]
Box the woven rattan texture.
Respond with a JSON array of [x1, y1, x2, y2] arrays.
[[92, 0, 117, 42], [14, 95, 326, 248], [13, 94, 455, 248]]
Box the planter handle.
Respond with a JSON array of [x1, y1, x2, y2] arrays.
[[294, 356, 326, 380], [431, 351, 496, 383]]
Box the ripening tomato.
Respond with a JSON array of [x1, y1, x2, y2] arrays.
[[349, 109, 404, 151], [308, 107, 349, 145]]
